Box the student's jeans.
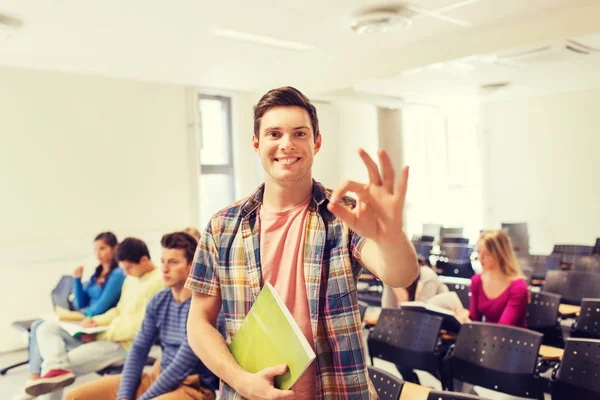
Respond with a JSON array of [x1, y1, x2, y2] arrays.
[[36, 320, 127, 375], [28, 319, 46, 374]]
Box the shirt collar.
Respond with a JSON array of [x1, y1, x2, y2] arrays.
[[240, 179, 329, 219]]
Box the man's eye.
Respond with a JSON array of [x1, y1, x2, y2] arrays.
[[296, 131, 306, 137]]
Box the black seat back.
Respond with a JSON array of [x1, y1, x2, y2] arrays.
[[551, 338, 600, 400], [449, 322, 543, 398], [368, 308, 443, 375], [572, 298, 600, 339], [427, 391, 485, 400], [526, 291, 561, 330], [437, 245, 474, 279], [412, 241, 433, 260], [52, 275, 75, 311], [367, 366, 403, 400], [413, 235, 435, 243], [529, 255, 561, 281], [441, 236, 470, 245], [552, 245, 594, 266], [594, 238, 600, 255], [543, 271, 600, 305], [572, 256, 600, 274]]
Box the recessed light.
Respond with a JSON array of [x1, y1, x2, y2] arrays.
[[213, 29, 316, 51]]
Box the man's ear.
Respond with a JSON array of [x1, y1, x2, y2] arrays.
[[252, 133, 260, 154], [314, 133, 322, 155]]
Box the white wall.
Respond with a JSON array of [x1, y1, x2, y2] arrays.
[[482, 88, 600, 254], [335, 102, 379, 184], [0, 67, 195, 352]]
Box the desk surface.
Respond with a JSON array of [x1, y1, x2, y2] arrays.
[[399, 382, 431, 400], [539, 345, 564, 361], [558, 304, 581, 317]]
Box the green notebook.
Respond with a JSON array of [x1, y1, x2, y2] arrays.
[[229, 282, 316, 390]]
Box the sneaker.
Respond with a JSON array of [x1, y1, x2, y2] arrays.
[[25, 369, 75, 396]]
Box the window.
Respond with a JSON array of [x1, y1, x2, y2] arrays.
[[402, 105, 483, 240], [197, 95, 235, 227]]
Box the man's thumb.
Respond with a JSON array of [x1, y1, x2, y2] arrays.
[[263, 364, 288, 378]]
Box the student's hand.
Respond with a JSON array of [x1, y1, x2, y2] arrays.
[[328, 149, 408, 248], [454, 308, 471, 324], [80, 333, 96, 343], [81, 318, 97, 328], [237, 364, 296, 400], [74, 266, 84, 278]]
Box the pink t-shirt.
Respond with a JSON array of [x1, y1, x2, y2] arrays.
[[469, 273, 528, 328], [259, 197, 316, 399]]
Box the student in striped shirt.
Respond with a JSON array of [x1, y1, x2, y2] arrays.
[[65, 232, 222, 400]]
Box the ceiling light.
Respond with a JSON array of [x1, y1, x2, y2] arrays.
[[351, 9, 412, 34], [0, 13, 24, 40], [213, 29, 316, 51]]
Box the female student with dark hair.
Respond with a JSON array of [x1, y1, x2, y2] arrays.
[[462, 230, 528, 327], [72, 232, 126, 316], [16, 232, 126, 400]]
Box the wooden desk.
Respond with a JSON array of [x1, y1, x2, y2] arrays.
[[539, 345, 564, 361], [363, 308, 381, 326], [531, 279, 544, 286], [399, 382, 431, 400], [558, 304, 581, 317], [359, 274, 377, 281]]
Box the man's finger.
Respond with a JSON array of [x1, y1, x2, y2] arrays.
[[394, 166, 409, 207], [358, 149, 382, 186], [327, 202, 357, 231], [379, 149, 395, 194], [329, 180, 366, 205], [261, 364, 288, 379]]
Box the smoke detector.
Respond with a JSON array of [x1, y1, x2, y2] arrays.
[[351, 9, 413, 34], [0, 13, 24, 40]]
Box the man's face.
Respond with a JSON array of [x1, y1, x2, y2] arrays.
[[253, 106, 321, 185], [119, 259, 146, 277], [160, 248, 191, 288]]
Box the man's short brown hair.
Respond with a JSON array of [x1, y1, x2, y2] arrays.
[[253, 86, 320, 142]]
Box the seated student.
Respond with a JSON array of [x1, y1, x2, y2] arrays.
[[381, 256, 449, 308], [17, 232, 125, 400], [72, 232, 126, 318], [65, 232, 224, 400], [460, 230, 528, 327], [23, 238, 164, 398]]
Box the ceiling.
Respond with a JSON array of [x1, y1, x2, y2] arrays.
[[354, 32, 600, 102], [1, 0, 600, 96]]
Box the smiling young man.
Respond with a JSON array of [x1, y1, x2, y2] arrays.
[[186, 86, 418, 400], [65, 232, 221, 400]]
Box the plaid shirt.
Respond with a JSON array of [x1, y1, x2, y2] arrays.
[[186, 181, 376, 399]]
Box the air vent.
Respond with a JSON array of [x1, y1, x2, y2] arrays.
[[495, 38, 600, 65], [0, 13, 24, 39], [351, 8, 414, 34]]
